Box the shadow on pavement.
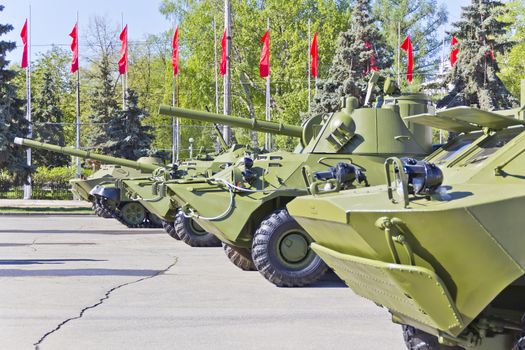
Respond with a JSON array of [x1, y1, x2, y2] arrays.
[[308, 270, 348, 288], [0, 268, 162, 277], [0, 259, 106, 265], [0, 242, 98, 247], [0, 229, 164, 235]]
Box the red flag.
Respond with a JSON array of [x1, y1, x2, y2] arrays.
[[69, 23, 79, 73], [364, 42, 379, 73], [400, 35, 413, 83], [172, 26, 179, 76], [118, 25, 128, 75], [259, 30, 270, 78], [219, 29, 227, 76], [450, 36, 459, 67], [20, 19, 28, 68], [310, 32, 318, 78]]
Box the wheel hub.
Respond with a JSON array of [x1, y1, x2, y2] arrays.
[[189, 218, 206, 235], [279, 232, 309, 263], [121, 203, 145, 226]]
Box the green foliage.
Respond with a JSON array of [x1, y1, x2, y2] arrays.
[[159, 0, 350, 151], [96, 89, 154, 159], [499, 0, 525, 97], [32, 70, 69, 167], [0, 5, 30, 183], [439, 0, 518, 110], [311, 0, 392, 115], [374, 0, 448, 87]]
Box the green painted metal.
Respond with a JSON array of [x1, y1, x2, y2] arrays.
[[287, 103, 525, 347], [13, 138, 162, 172]]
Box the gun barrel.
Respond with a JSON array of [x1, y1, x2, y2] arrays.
[[159, 105, 303, 138], [14, 138, 160, 172]]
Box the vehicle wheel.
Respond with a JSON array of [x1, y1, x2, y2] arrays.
[[403, 325, 464, 350], [174, 210, 221, 247], [223, 244, 256, 271], [251, 209, 328, 287], [94, 198, 114, 218], [162, 220, 181, 240], [513, 336, 525, 350], [120, 202, 147, 227], [147, 212, 163, 228]]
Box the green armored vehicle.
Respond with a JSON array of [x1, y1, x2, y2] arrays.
[[14, 137, 167, 227], [116, 143, 260, 247], [155, 76, 435, 287], [287, 102, 525, 348], [70, 158, 162, 221]]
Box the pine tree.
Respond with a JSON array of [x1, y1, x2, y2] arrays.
[[85, 54, 119, 151], [311, 0, 392, 115], [96, 89, 153, 160], [0, 5, 30, 183], [438, 0, 518, 110], [32, 71, 69, 167]]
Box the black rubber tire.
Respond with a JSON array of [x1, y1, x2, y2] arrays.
[[174, 210, 222, 247], [513, 336, 525, 350], [251, 208, 328, 287], [162, 220, 181, 240], [403, 326, 464, 350], [223, 244, 256, 271]]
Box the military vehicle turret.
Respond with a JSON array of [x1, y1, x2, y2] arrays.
[[287, 100, 525, 348], [153, 75, 435, 287]]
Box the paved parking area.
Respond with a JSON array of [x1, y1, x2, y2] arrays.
[[0, 215, 405, 350]]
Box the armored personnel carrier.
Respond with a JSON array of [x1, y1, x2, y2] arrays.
[[287, 101, 525, 348], [155, 75, 435, 287]]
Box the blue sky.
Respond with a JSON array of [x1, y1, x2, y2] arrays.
[[2, 0, 470, 65]]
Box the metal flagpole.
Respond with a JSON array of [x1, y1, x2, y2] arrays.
[[172, 19, 179, 163], [223, 0, 232, 144], [23, 5, 32, 200], [265, 17, 271, 151], [397, 22, 401, 87], [121, 13, 125, 109], [213, 17, 219, 115], [308, 18, 311, 112], [213, 16, 221, 152], [75, 12, 82, 180]]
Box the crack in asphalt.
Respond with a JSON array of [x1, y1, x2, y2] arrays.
[[33, 257, 178, 350]]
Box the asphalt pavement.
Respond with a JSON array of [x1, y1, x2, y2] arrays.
[[0, 215, 406, 350]]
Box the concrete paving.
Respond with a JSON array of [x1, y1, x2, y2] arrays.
[[0, 215, 406, 350]]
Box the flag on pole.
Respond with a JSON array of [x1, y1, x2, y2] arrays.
[[69, 23, 79, 73], [118, 25, 128, 75], [20, 19, 28, 68], [219, 29, 227, 76], [310, 32, 318, 78], [450, 36, 459, 67], [364, 42, 379, 73], [172, 26, 179, 76], [400, 35, 413, 83], [259, 30, 270, 78]]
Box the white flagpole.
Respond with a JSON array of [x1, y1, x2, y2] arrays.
[[308, 18, 311, 112], [23, 6, 32, 200], [223, 0, 232, 144], [75, 12, 82, 180], [213, 17, 219, 115], [121, 13, 125, 109], [172, 20, 179, 163], [265, 18, 271, 151], [397, 22, 401, 87]]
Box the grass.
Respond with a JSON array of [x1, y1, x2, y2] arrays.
[[0, 207, 93, 214]]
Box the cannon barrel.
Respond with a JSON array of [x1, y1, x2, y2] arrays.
[[13, 138, 161, 172], [159, 105, 303, 138]]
